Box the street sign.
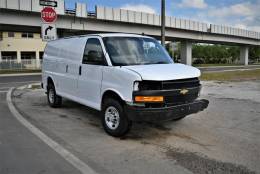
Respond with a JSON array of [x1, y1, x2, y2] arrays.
[[39, 0, 58, 7], [41, 7, 57, 23], [41, 24, 57, 41]]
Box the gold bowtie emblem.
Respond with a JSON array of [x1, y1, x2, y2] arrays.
[[180, 89, 189, 95]]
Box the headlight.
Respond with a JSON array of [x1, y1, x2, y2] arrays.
[[133, 81, 139, 91]]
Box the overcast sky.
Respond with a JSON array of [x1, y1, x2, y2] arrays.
[[65, 0, 260, 32]]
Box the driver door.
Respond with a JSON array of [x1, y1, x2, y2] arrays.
[[77, 37, 107, 110]]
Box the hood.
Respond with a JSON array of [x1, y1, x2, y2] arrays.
[[123, 63, 201, 81]]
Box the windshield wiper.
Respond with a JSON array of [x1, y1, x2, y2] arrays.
[[113, 63, 127, 66], [148, 61, 169, 64]]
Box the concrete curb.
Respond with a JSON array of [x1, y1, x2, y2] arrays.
[[6, 87, 98, 174], [202, 67, 260, 73], [0, 73, 41, 77], [198, 65, 260, 69]]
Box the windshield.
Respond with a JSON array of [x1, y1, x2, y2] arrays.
[[103, 37, 173, 66]]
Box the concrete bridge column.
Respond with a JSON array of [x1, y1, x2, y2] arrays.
[[36, 51, 40, 69], [17, 51, 21, 63], [180, 41, 192, 65], [240, 46, 249, 65]]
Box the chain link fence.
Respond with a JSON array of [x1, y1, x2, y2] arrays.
[[0, 59, 42, 70]]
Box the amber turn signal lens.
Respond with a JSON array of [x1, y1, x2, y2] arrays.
[[135, 96, 164, 102]]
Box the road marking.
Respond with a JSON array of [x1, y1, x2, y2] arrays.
[[0, 87, 11, 90], [7, 88, 98, 174], [0, 73, 41, 77], [0, 81, 39, 85]]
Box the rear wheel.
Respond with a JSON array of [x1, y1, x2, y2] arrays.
[[101, 98, 131, 137], [47, 83, 62, 108]]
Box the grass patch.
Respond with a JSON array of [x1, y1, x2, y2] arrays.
[[201, 69, 260, 81], [30, 84, 41, 90], [194, 64, 240, 67], [0, 69, 41, 74]]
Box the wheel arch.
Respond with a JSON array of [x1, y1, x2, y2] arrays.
[[47, 76, 55, 89], [101, 90, 125, 109]]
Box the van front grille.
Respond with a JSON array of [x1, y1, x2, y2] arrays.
[[138, 78, 201, 107], [161, 78, 200, 90], [139, 78, 200, 90]]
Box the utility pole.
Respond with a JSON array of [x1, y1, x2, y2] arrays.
[[161, 0, 165, 47]]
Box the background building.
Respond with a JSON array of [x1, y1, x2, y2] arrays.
[[0, 31, 45, 69]]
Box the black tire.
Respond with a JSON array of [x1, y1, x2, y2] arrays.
[[172, 115, 186, 121], [101, 98, 132, 137], [47, 83, 62, 108]]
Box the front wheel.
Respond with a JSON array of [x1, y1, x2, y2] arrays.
[[101, 98, 131, 137]]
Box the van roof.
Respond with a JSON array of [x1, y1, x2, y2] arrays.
[[90, 33, 152, 38], [60, 33, 153, 40]]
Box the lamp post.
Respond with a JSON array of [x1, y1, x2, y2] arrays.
[[161, 0, 165, 47]]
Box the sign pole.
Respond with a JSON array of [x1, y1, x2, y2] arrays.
[[161, 0, 166, 47]]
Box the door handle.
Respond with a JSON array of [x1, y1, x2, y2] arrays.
[[79, 66, 82, 75], [66, 65, 68, 73]]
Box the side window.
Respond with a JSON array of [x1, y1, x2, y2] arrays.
[[82, 38, 106, 65]]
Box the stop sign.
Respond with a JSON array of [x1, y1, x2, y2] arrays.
[[41, 7, 57, 23]]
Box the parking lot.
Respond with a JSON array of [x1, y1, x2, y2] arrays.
[[11, 80, 260, 174]]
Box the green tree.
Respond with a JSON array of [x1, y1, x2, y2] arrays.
[[249, 46, 260, 62], [165, 43, 254, 64], [192, 44, 240, 64]]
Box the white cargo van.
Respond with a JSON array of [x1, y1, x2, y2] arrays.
[[42, 33, 208, 137]]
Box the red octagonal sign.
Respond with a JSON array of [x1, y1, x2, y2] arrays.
[[41, 7, 57, 23]]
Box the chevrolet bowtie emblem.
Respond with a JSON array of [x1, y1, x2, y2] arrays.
[[180, 89, 189, 95]]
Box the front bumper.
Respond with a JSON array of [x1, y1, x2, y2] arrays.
[[125, 99, 209, 122]]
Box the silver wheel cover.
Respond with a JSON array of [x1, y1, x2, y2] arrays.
[[105, 106, 120, 130], [49, 89, 55, 104]]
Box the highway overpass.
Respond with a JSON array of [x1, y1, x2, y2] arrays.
[[0, 0, 260, 65]]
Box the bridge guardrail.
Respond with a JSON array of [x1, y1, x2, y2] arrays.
[[95, 6, 259, 39], [96, 6, 208, 32], [210, 24, 260, 39]]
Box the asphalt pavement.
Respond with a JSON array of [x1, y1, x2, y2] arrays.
[[10, 76, 260, 174], [0, 75, 81, 174], [0, 68, 259, 174]]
